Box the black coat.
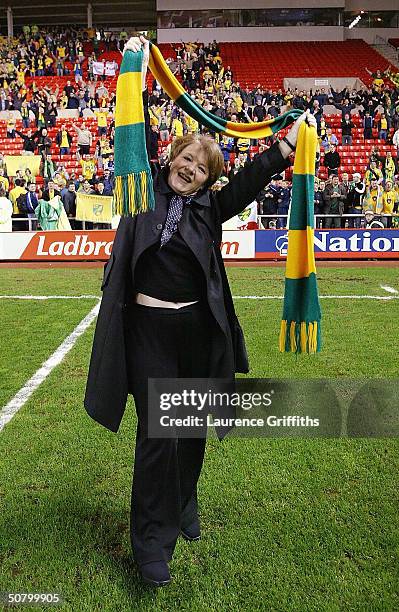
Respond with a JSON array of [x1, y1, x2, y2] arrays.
[[84, 143, 290, 436]]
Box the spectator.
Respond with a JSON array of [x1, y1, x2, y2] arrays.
[[79, 154, 97, 183], [62, 181, 78, 228], [9, 179, 27, 221], [0, 186, 13, 232], [20, 100, 31, 128], [72, 122, 92, 156], [346, 172, 365, 228], [321, 127, 339, 152], [363, 112, 373, 140], [276, 180, 291, 229], [79, 179, 95, 195], [94, 108, 109, 136], [21, 182, 39, 230], [365, 161, 383, 186], [41, 179, 60, 201], [56, 125, 73, 155], [15, 129, 39, 155], [363, 179, 383, 214], [341, 113, 354, 146], [323, 144, 341, 176], [313, 181, 325, 227], [41, 154, 56, 182], [383, 151, 397, 183], [36, 128, 52, 157], [393, 127, 399, 156], [378, 112, 389, 141], [6, 112, 16, 138], [323, 175, 346, 228], [0, 168, 9, 194], [382, 180, 398, 228], [102, 169, 115, 195]]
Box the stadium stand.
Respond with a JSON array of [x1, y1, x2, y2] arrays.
[[1, 30, 398, 228]]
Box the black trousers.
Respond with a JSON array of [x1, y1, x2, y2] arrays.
[[125, 301, 214, 565]]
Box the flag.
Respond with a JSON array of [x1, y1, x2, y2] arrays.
[[76, 192, 113, 223], [5, 155, 41, 177]]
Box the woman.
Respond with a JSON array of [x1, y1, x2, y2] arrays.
[[84, 36, 316, 587]]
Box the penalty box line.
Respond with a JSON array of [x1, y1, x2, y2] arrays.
[[0, 302, 100, 433]]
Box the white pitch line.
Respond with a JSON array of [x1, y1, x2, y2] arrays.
[[0, 302, 100, 433], [0, 295, 100, 300], [380, 285, 398, 295], [233, 295, 399, 300]]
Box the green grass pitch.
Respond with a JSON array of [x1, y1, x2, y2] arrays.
[[0, 266, 398, 611]]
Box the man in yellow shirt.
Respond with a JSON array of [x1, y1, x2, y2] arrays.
[[379, 113, 389, 141], [9, 178, 27, 217], [363, 180, 383, 214], [171, 116, 183, 137], [94, 109, 109, 136], [382, 180, 398, 228], [80, 155, 97, 182]]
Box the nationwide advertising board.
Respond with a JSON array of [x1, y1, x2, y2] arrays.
[[255, 229, 399, 260], [0, 229, 399, 261]]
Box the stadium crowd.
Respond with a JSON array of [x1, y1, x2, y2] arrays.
[[0, 30, 399, 231]]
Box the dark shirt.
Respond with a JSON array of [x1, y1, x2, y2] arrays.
[[134, 230, 206, 302]]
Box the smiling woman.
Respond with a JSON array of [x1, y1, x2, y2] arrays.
[[84, 35, 316, 588], [167, 135, 224, 195]]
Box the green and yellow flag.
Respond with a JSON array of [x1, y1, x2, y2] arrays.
[[76, 192, 113, 223]]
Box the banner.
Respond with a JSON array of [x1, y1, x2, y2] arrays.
[[1, 229, 398, 262], [236, 201, 258, 230], [76, 192, 113, 223], [105, 60, 118, 76], [255, 229, 399, 259], [92, 61, 105, 76], [4, 155, 41, 177]]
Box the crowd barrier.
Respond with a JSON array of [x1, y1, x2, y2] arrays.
[[1, 228, 399, 261]]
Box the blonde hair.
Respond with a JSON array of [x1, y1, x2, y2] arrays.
[[169, 134, 224, 186]]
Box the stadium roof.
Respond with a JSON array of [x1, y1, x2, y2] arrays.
[[1, 0, 156, 31]]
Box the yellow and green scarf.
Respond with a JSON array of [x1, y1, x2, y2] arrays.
[[279, 123, 321, 353], [114, 43, 321, 353]]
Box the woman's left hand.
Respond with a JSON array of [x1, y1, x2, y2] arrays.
[[286, 109, 317, 148], [123, 35, 150, 90]]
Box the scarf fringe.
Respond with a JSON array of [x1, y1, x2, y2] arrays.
[[113, 170, 155, 216], [279, 320, 321, 354]]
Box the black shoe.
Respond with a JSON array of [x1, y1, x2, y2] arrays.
[[181, 518, 201, 541], [139, 561, 171, 587]]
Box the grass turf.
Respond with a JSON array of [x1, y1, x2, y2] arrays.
[[0, 267, 398, 611]]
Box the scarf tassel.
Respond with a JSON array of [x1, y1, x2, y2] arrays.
[[113, 170, 155, 217], [279, 320, 321, 354]]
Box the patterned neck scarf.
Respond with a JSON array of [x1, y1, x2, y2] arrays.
[[160, 193, 193, 247]]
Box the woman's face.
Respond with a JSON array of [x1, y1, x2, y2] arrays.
[[168, 142, 210, 196]]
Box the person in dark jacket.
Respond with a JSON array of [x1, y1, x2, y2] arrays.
[[341, 113, 354, 145], [84, 35, 317, 588], [62, 181, 79, 228], [346, 172, 365, 228], [15, 129, 40, 155], [323, 144, 341, 176]]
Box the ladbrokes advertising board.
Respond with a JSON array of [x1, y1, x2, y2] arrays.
[[0, 230, 255, 261], [1, 229, 399, 261]]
